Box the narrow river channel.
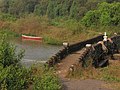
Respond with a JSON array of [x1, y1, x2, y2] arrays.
[[11, 38, 62, 67]]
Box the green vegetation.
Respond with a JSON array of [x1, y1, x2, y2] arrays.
[[33, 73, 61, 90], [0, 13, 16, 21], [0, 35, 29, 90], [32, 65, 61, 90], [0, 35, 61, 90], [81, 2, 120, 26], [0, 0, 120, 45], [0, 0, 120, 89], [0, 29, 20, 38], [0, 35, 24, 67], [67, 60, 120, 90], [43, 36, 62, 45], [0, 0, 119, 19]]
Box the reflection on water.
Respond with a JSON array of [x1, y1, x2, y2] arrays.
[[11, 38, 62, 67]]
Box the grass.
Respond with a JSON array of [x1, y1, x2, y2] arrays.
[[100, 60, 120, 90], [67, 59, 120, 90], [0, 14, 120, 45], [43, 36, 62, 45], [0, 29, 20, 38], [8, 15, 104, 45], [0, 13, 16, 21], [0, 14, 120, 89]]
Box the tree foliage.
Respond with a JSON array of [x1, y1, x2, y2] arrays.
[[81, 2, 120, 26], [0, 65, 31, 90], [0, 34, 61, 90], [1, 0, 119, 19], [0, 35, 24, 67], [0, 35, 30, 90]]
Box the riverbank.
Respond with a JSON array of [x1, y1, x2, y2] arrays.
[[1, 14, 119, 45]]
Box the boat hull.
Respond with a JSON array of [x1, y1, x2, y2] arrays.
[[22, 35, 42, 41]]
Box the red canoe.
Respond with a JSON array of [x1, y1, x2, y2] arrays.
[[22, 35, 43, 41]]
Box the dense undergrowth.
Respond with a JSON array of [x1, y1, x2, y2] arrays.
[[0, 35, 61, 90]]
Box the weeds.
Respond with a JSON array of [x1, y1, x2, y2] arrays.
[[0, 13, 120, 45], [67, 60, 120, 90], [30, 64, 61, 90], [43, 36, 62, 45], [0, 29, 20, 38]]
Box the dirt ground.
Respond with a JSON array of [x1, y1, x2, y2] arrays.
[[61, 79, 112, 90], [56, 50, 120, 90]]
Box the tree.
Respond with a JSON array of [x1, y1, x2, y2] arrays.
[[81, 2, 120, 26], [98, 2, 120, 25], [0, 0, 9, 13], [106, 0, 120, 3], [8, 0, 26, 16], [81, 10, 100, 26], [34, 0, 48, 16], [8, 0, 39, 17], [25, 0, 39, 13], [46, 0, 57, 18]]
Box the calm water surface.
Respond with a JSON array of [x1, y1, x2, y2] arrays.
[[11, 38, 62, 67]]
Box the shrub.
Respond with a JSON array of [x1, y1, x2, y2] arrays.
[[0, 13, 16, 21], [0, 65, 31, 90], [81, 10, 100, 27], [0, 35, 61, 90], [33, 72, 61, 90], [63, 19, 85, 34], [0, 29, 20, 38], [81, 2, 120, 26], [0, 34, 31, 90], [0, 34, 24, 67], [43, 36, 62, 45]]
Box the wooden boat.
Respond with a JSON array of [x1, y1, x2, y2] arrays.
[[22, 35, 43, 41]]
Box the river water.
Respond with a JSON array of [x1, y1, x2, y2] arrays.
[[11, 38, 62, 67]]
